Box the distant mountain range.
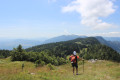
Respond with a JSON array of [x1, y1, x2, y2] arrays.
[[96, 36, 120, 53], [0, 39, 42, 50], [43, 35, 87, 43], [0, 35, 87, 50], [0, 35, 120, 53], [104, 37, 120, 42]]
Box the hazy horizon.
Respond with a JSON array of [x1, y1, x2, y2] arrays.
[[0, 34, 120, 41]]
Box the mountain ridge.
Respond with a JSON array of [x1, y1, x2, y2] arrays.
[[0, 35, 120, 53], [26, 37, 120, 62], [95, 36, 120, 53]]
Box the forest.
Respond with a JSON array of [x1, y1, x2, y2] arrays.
[[26, 37, 120, 63], [1, 37, 120, 66], [0, 50, 10, 58]]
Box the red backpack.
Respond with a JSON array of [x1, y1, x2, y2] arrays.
[[70, 55, 77, 63]]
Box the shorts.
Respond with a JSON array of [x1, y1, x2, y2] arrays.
[[72, 63, 78, 68]]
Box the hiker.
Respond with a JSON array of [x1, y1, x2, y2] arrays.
[[69, 51, 79, 75]]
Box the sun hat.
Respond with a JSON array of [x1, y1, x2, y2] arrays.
[[73, 51, 76, 55]]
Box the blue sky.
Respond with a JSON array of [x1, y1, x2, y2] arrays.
[[0, 0, 120, 39]]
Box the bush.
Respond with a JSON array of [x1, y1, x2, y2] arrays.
[[40, 61, 45, 66], [53, 59, 59, 66], [35, 60, 40, 67], [47, 63, 55, 70], [78, 61, 83, 65], [11, 45, 67, 66], [57, 57, 66, 65], [35, 60, 45, 67]]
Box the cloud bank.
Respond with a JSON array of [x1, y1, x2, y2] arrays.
[[62, 0, 116, 30]]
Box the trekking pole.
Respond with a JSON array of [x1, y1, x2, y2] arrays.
[[22, 63, 24, 72], [82, 48, 85, 73], [82, 59, 84, 73]]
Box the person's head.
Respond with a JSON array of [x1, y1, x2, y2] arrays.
[[73, 51, 76, 55]]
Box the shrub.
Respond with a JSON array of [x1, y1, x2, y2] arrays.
[[40, 61, 45, 66], [47, 63, 55, 70], [78, 61, 83, 65], [35, 60, 45, 67], [35, 60, 41, 67]]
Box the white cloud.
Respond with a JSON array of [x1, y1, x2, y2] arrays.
[[87, 32, 120, 37], [62, 0, 117, 30]]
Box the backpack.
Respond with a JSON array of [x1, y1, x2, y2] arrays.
[[71, 55, 77, 63]]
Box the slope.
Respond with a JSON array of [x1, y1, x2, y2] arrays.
[[0, 58, 120, 80], [26, 37, 120, 62], [96, 36, 120, 53]]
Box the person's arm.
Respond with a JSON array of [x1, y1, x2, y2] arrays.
[[69, 56, 71, 61], [77, 56, 83, 61]]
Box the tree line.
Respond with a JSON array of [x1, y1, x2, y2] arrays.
[[26, 37, 120, 62], [1, 37, 120, 66], [0, 50, 10, 58], [11, 45, 66, 66]]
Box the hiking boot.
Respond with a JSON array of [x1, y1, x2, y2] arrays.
[[76, 73, 78, 75]]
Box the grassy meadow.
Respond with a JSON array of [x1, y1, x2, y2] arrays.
[[0, 57, 120, 80]]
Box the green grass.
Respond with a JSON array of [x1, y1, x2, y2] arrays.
[[0, 58, 120, 80]]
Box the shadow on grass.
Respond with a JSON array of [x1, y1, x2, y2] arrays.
[[74, 73, 83, 76], [76, 73, 82, 75]]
